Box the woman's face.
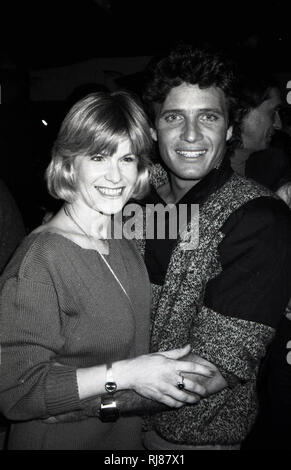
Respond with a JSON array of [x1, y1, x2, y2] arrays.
[[73, 138, 139, 215]]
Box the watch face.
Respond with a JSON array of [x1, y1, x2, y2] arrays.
[[105, 381, 117, 393]]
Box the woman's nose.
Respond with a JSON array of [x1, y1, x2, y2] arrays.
[[105, 161, 122, 183]]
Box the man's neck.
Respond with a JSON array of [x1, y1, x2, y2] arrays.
[[158, 177, 200, 204]]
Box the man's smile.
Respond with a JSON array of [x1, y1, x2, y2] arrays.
[[176, 149, 208, 158]]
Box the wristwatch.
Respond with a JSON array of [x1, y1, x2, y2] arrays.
[[99, 395, 120, 422], [99, 363, 119, 422]]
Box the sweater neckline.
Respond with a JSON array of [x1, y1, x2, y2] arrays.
[[28, 230, 111, 255]]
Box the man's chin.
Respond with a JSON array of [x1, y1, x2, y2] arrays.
[[174, 167, 214, 182]]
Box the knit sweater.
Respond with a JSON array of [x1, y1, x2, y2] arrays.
[[136, 164, 291, 446], [0, 232, 151, 449]]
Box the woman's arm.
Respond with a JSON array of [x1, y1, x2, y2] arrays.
[[76, 345, 214, 408], [0, 273, 213, 422]]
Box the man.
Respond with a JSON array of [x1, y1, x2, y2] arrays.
[[47, 45, 291, 450], [131, 45, 291, 449]]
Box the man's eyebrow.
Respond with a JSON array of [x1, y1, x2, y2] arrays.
[[159, 108, 183, 117], [199, 107, 225, 115], [160, 107, 225, 116]]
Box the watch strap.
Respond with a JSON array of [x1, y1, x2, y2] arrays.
[[105, 363, 117, 394]]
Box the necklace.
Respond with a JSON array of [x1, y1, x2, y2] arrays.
[[64, 205, 109, 253], [63, 205, 133, 308]]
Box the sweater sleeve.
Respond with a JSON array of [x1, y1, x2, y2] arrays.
[[0, 273, 80, 421], [194, 198, 291, 383]]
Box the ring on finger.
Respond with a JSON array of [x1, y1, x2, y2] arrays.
[[176, 374, 185, 390]]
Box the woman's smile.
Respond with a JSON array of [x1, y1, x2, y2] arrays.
[[95, 186, 125, 197]]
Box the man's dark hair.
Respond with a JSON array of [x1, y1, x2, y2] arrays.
[[143, 44, 239, 127]]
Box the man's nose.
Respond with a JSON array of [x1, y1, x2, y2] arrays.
[[181, 119, 203, 142], [105, 161, 122, 183], [274, 111, 282, 130]]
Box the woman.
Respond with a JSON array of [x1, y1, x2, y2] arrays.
[[0, 91, 211, 450]]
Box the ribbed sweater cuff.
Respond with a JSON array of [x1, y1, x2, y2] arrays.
[[45, 365, 80, 416]]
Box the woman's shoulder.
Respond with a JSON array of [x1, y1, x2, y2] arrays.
[[1, 230, 77, 283]]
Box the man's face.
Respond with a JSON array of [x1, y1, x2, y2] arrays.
[[152, 83, 232, 188], [241, 87, 282, 151]]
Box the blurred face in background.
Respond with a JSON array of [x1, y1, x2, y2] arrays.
[[241, 87, 282, 151]]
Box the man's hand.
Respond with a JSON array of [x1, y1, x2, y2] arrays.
[[180, 352, 227, 397]]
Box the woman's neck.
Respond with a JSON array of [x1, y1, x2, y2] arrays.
[[64, 202, 111, 240]]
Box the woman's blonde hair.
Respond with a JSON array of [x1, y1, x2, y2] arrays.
[[46, 91, 153, 202]]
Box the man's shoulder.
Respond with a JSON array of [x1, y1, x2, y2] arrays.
[[226, 173, 274, 199], [227, 173, 291, 221], [221, 188, 291, 237], [200, 172, 291, 237]]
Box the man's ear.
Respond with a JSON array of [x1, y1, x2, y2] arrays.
[[150, 127, 157, 142], [226, 126, 233, 141]]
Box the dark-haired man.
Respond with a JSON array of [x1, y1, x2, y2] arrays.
[[132, 45, 291, 449]]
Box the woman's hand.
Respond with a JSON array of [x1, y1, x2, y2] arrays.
[[114, 345, 214, 408]]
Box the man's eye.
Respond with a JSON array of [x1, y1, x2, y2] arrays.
[[200, 113, 219, 122], [164, 113, 183, 123]]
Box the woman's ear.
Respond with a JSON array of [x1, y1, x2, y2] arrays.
[[150, 127, 157, 142]]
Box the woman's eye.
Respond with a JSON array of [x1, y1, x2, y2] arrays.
[[91, 155, 105, 162], [123, 155, 136, 163]]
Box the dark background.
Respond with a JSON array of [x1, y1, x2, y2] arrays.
[[1, 0, 291, 229], [1, 0, 290, 67]]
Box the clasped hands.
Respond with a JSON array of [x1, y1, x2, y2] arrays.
[[128, 344, 227, 409]]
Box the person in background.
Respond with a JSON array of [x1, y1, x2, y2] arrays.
[[0, 178, 25, 273], [240, 101, 291, 450], [0, 178, 26, 449], [229, 72, 290, 188], [272, 106, 291, 207], [271, 105, 291, 157], [0, 91, 213, 450]]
